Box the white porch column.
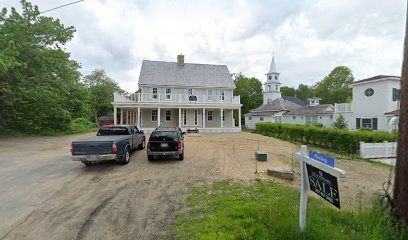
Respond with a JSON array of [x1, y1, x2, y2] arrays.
[[137, 107, 141, 129], [231, 109, 234, 127], [157, 107, 161, 127], [120, 109, 123, 125], [221, 108, 223, 128], [114, 106, 117, 125], [179, 108, 182, 128], [125, 110, 129, 124], [202, 108, 206, 128], [238, 108, 241, 129], [129, 111, 132, 125]]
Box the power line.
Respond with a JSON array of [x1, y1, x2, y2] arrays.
[[40, 0, 85, 14]]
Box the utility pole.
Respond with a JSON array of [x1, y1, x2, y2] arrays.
[[393, 0, 408, 223]]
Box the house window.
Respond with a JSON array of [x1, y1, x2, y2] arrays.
[[301, 117, 303, 119], [222, 110, 225, 121], [207, 90, 213, 101], [152, 88, 158, 99], [260, 117, 264, 121], [275, 85, 278, 91], [188, 88, 193, 95], [330, 116, 333, 119], [364, 88, 374, 97], [393, 88, 401, 101], [362, 119, 372, 129], [183, 110, 187, 125], [220, 90, 225, 101], [319, 116, 322, 119], [166, 88, 171, 100], [249, 117, 252, 120], [165, 110, 171, 121], [268, 85, 271, 91], [207, 110, 213, 121], [152, 110, 158, 122], [292, 116, 296, 120]]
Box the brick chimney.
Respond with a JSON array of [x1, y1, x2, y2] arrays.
[[177, 54, 184, 66]]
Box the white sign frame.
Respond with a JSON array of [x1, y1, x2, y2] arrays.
[[295, 145, 346, 232]]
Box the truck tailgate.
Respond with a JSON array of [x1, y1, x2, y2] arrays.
[[72, 141, 114, 155]]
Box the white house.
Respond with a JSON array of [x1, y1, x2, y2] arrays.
[[334, 75, 400, 132], [112, 54, 242, 133], [245, 56, 335, 129]]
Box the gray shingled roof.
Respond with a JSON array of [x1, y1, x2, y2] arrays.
[[138, 60, 235, 89], [284, 104, 334, 115], [250, 98, 301, 113], [282, 95, 307, 106]]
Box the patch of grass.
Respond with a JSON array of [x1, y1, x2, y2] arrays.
[[172, 180, 408, 240]]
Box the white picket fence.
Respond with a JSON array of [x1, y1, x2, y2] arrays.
[[359, 141, 397, 159]]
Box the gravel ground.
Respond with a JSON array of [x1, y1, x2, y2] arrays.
[[0, 132, 392, 240]]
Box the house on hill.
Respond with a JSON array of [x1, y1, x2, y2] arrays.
[[112, 54, 243, 133]]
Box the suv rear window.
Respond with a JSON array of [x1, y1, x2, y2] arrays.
[[97, 127, 129, 135], [149, 131, 178, 141]]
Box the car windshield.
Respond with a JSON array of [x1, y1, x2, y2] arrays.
[[97, 127, 129, 136], [150, 131, 178, 141]]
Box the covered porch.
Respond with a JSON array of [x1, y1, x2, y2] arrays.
[[113, 106, 241, 133]]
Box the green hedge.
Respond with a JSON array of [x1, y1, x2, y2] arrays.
[[255, 122, 397, 154]]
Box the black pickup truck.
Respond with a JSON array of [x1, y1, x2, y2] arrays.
[[71, 125, 145, 166]]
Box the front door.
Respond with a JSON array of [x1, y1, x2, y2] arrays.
[[183, 109, 198, 126]]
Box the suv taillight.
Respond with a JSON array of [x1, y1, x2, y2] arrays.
[[112, 143, 118, 153], [147, 143, 151, 149], [178, 142, 182, 149], [70, 145, 73, 155]]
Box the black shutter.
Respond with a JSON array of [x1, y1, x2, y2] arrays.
[[372, 118, 378, 130], [356, 118, 361, 129], [393, 88, 397, 101]]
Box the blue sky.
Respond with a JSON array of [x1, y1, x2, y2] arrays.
[[2, 0, 406, 91]]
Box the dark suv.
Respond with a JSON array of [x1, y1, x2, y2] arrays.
[[147, 127, 185, 161]]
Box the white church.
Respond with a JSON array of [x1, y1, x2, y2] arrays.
[[245, 56, 335, 129], [245, 56, 400, 132]]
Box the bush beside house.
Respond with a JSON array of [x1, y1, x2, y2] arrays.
[[255, 122, 397, 154]]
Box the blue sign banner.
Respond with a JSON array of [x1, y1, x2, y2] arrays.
[[309, 151, 335, 168]]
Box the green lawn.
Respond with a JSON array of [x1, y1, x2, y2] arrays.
[[172, 180, 407, 240]]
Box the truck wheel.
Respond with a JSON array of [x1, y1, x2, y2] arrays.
[[120, 148, 130, 165], [148, 155, 154, 161], [178, 151, 184, 161], [138, 138, 146, 150]]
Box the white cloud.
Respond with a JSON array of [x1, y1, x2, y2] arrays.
[[2, 0, 405, 90]]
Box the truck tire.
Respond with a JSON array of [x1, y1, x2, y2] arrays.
[[178, 150, 184, 161], [138, 138, 146, 150], [120, 147, 130, 165], [148, 155, 154, 161]]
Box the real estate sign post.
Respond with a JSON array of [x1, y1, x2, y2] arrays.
[[296, 146, 346, 232]]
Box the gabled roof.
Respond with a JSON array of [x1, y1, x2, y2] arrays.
[[138, 60, 235, 89], [351, 75, 400, 85], [250, 98, 301, 113], [282, 96, 307, 106], [284, 104, 334, 115]]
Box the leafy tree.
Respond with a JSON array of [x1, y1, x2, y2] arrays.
[[295, 84, 315, 100], [331, 114, 348, 129], [0, 0, 92, 133], [233, 74, 263, 124], [281, 86, 296, 96], [83, 69, 124, 123], [314, 66, 354, 104]]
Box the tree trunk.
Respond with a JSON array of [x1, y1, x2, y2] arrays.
[[94, 112, 98, 124], [393, 0, 408, 223]]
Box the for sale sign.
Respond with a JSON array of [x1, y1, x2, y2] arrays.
[[306, 163, 340, 209]]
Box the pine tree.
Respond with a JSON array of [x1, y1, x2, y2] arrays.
[[331, 114, 348, 129]]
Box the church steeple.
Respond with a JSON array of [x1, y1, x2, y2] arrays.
[[263, 54, 282, 104]]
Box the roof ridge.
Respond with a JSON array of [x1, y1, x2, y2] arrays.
[[142, 59, 227, 67]]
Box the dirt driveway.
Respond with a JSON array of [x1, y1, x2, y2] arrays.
[[0, 132, 391, 240]]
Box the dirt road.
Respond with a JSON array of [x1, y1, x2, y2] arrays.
[[0, 132, 391, 239]]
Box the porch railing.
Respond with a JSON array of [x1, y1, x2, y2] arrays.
[[334, 103, 352, 113], [114, 92, 240, 104]]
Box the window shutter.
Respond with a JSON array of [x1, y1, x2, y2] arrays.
[[372, 118, 378, 130], [356, 118, 361, 129], [393, 88, 396, 101]]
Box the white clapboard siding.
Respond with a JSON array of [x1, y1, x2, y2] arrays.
[[359, 141, 397, 159]]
